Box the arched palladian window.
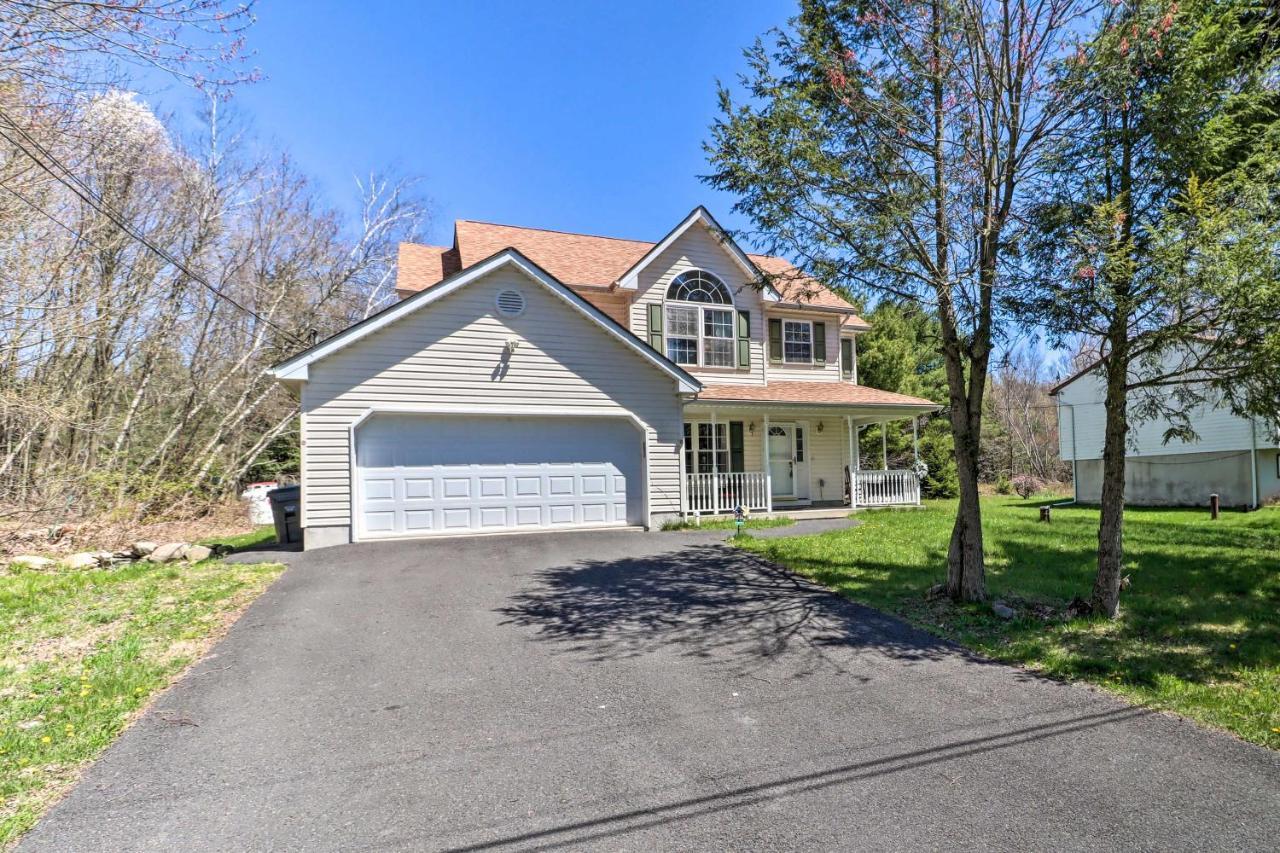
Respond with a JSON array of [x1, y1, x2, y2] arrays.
[[663, 270, 735, 367], [667, 270, 731, 304]]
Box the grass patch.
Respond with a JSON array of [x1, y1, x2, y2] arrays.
[[661, 516, 797, 532], [197, 525, 276, 552], [0, 557, 284, 845], [736, 497, 1280, 748]]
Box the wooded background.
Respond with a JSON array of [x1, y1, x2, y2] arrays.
[[0, 86, 428, 525]]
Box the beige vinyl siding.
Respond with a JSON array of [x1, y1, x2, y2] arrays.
[[631, 225, 768, 386], [803, 420, 849, 502], [300, 265, 685, 528]]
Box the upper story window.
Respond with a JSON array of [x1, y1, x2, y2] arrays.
[[664, 270, 735, 368], [667, 269, 731, 304], [783, 320, 812, 363]]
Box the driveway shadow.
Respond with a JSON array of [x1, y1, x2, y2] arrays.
[[498, 542, 989, 680]]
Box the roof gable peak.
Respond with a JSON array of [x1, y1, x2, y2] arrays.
[[614, 207, 771, 295]]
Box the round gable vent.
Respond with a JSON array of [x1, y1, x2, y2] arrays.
[[495, 289, 526, 317]]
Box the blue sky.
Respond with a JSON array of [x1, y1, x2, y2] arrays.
[[147, 0, 795, 248]]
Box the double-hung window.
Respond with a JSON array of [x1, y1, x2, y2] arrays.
[[664, 270, 735, 368], [683, 422, 728, 474], [783, 320, 812, 363], [683, 421, 745, 474]]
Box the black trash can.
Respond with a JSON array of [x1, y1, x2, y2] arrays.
[[267, 485, 302, 545]]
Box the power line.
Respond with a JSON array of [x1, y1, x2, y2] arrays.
[[0, 107, 312, 348]]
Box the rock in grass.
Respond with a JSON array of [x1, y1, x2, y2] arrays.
[[148, 542, 188, 563], [63, 552, 102, 569], [131, 541, 157, 557], [184, 545, 213, 563], [992, 601, 1017, 620], [10, 554, 54, 569]]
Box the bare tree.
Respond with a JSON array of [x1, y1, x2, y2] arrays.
[[0, 87, 428, 524]]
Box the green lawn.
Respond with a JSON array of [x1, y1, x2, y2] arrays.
[[198, 524, 276, 552], [0, 556, 284, 846], [662, 515, 796, 532], [738, 497, 1280, 748]]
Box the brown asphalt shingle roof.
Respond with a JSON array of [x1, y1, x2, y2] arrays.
[[396, 219, 865, 323], [695, 381, 938, 408]]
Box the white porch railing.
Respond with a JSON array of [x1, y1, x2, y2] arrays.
[[686, 472, 770, 514], [854, 469, 921, 507]]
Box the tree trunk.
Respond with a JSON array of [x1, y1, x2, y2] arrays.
[[947, 409, 987, 601], [1092, 354, 1129, 617]]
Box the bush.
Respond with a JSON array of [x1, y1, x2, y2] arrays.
[[994, 474, 1012, 495], [1011, 474, 1043, 499]]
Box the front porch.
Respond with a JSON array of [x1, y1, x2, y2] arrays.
[[679, 400, 934, 518]]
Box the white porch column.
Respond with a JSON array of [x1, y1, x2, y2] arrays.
[[912, 416, 922, 505], [710, 410, 719, 513], [678, 418, 688, 518], [762, 413, 772, 512], [881, 422, 889, 470], [846, 415, 856, 509]]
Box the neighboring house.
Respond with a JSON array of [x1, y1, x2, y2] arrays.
[[1052, 363, 1280, 508], [269, 207, 938, 548]]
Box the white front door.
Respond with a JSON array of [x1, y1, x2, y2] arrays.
[[767, 424, 794, 496]]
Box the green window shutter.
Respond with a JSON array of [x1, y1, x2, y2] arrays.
[[729, 421, 745, 473], [647, 303, 664, 352], [768, 318, 782, 363], [841, 338, 854, 379], [736, 310, 751, 368], [813, 322, 827, 365]]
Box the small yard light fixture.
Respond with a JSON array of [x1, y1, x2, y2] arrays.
[[505, 338, 520, 354], [816, 421, 824, 433]]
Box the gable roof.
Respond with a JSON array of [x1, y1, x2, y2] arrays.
[[270, 248, 702, 393], [614, 206, 763, 291], [1048, 359, 1104, 396], [395, 212, 868, 325]]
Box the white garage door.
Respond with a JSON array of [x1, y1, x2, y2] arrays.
[[354, 414, 642, 539]]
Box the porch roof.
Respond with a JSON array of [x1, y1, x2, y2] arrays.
[[691, 381, 938, 411]]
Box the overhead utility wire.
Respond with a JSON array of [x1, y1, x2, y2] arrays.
[[0, 107, 313, 348]]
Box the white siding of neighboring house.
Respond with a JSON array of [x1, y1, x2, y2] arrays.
[[299, 265, 687, 534], [630, 224, 769, 386], [1056, 370, 1278, 462]]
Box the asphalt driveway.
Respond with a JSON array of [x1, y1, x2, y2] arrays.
[[21, 529, 1279, 851]]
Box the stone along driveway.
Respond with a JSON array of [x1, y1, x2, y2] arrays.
[[21, 530, 1280, 851]]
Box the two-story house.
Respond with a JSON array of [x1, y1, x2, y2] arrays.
[[270, 207, 939, 548]]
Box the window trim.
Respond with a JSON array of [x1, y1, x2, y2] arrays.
[[663, 270, 738, 369], [666, 269, 732, 304], [782, 319, 814, 364], [683, 420, 731, 474]]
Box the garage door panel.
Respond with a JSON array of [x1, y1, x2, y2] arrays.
[[479, 477, 507, 497], [404, 479, 434, 499], [404, 510, 434, 531], [364, 479, 395, 501], [442, 508, 472, 529], [356, 415, 642, 539], [364, 511, 396, 532]]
